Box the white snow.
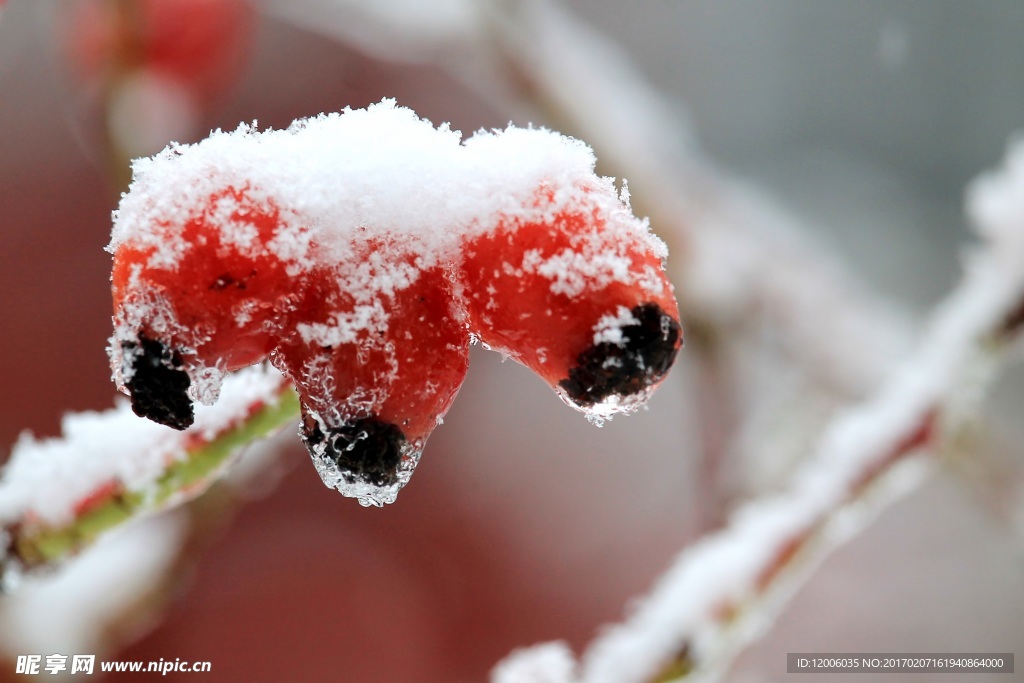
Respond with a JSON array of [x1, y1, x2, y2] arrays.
[[492, 642, 578, 683], [0, 512, 186, 654], [108, 100, 665, 403], [109, 100, 654, 279], [0, 365, 287, 528], [968, 136, 1024, 252], [592, 306, 639, 346]]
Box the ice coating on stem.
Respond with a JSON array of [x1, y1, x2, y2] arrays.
[[109, 99, 681, 504]]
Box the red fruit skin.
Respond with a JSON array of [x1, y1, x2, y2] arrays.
[[272, 258, 469, 443], [111, 188, 295, 375], [458, 185, 681, 411], [111, 190, 469, 488], [110, 174, 680, 491]]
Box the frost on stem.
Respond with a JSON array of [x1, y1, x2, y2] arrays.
[[492, 642, 577, 683], [108, 99, 682, 505], [0, 365, 295, 575], [0, 513, 186, 653]]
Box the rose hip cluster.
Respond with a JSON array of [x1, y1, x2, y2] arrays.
[[108, 103, 682, 504]]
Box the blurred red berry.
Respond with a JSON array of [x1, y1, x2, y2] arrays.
[[65, 0, 255, 103]]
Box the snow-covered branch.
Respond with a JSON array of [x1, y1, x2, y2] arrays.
[[493, 138, 1024, 683], [0, 366, 297, 581], [191, 2, 1024, 678], [0, 512, 187, 656], [5, 2, 1022, 679]]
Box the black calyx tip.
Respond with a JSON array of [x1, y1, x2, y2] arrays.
[[121, 334, 194, 430], [301, 414, 406, 487], [560, 302, 682, 407]]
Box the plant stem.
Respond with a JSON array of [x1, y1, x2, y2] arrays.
[[7, 386, 300, 573]]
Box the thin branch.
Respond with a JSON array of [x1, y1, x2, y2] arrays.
[[0, 366, 299, 582], [257, 3, 1024, 680]]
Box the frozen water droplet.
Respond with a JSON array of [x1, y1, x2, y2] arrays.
[[553, 381, 663, 427], [188, 365, 225, 405], [309, 440, 423, 506], [301, 409, 423, 506]]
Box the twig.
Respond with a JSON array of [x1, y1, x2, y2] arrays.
[[0, 366, 299, 583], [259, 2, 1024, 680]]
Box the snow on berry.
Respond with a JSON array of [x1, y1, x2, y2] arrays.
[[458, 181, 680, 419], [109, 100, 682, 505]]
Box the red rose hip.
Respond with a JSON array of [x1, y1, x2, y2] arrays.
[[459, 181, 681, 418], [108, 102, 683, 504]]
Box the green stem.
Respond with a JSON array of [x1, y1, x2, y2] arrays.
[[12, 388, 301, 571]]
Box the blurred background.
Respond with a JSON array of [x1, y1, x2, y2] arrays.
[[1, 1, 1022, 681]]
